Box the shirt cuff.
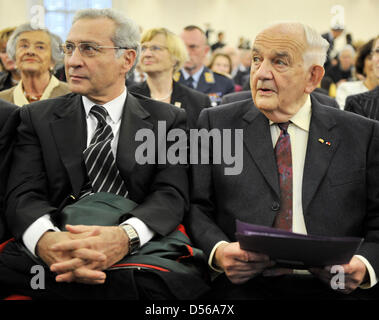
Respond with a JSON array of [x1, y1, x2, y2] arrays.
[[208, 240, 229, 273], [22, 214, 60, 257], [354, 255, 378, 289], [120, 217, 155, 248]]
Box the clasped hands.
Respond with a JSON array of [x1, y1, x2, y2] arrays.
[[215, 242, 368, 294], [36, 225, 129, 285]]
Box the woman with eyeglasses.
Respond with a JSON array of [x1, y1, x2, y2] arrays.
[[129, 28, 211, 128], [0, 23, 70, 106]]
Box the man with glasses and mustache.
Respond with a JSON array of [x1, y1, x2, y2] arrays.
[[187, 22, 379, 300], [0, 8, 209, 300]]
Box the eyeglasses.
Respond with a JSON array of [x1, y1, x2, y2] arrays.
[[141, 44, 168, 53], [371, 48, 379, 57], [60, 42, 128, 57]]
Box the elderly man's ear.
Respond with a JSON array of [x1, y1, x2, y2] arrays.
[[304, 65, 325, 94]]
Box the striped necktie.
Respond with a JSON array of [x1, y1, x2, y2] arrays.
[[83, 105, 128, 197], [273, 122, 292, 231]]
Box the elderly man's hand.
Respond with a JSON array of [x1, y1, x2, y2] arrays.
[[310, 256, 369, 294], [49, 225, 129, 284], [214, 242, 275, 284]]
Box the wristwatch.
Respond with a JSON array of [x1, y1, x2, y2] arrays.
[[122, 224, 140, 254]]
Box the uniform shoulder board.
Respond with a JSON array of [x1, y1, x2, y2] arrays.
[[204, 72, 215, 83], [173, 71, 181, 82]]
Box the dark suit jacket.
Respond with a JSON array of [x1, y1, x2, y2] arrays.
[[345, 86, 379, 121], [187, 96, 379, 276], [175, 67, 235, 106], [129, 81, 211, 129], [0, 99, 19, 241], [5, 92, 189, 240], [221, 89, 340, 109]]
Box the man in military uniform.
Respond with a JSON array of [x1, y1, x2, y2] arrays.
[[175, 25, 234, 106]]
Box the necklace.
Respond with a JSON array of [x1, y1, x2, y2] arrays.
[[24, 91, 42, 102], [151, 88, 173, 101]]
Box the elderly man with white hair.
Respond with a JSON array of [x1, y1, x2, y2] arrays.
[[187, 22, 379, 300]]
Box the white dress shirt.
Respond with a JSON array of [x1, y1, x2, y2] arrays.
[[23, 87, 154, 256]]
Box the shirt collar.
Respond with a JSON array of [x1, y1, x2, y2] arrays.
[[181, 66, 205, 84], [269, 94, 312, 132], [82, 87, 127, 124]]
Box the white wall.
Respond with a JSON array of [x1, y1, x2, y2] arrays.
[[1, 0, 378, 46], [113, 0, 379, 47]]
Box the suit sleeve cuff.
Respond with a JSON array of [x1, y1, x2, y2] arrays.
[[22, 214, 60, 256], [354, 255, 378, 289], [208, 240, 229, 273]]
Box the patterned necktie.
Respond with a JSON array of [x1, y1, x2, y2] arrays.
[[186, 76, 194, 89], [273, 122, 293, 231], [83, 105, 128, 197]]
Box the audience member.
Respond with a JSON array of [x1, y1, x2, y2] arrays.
[[336, 39, 379, 109], [129, 27, 211, 128], [0, 23, 70, 105], [187, 22, 379, 300], [345, 36, 379, 120], [208, 52, 232, 77], [211, 32, 226, 52], [324, 44, 356, 97], [0, 8, 209, 300], [0, 27, 20, 91], [219, 45, 240, 76], [176, 25, 234, 106], [325, 45, 356, 86]]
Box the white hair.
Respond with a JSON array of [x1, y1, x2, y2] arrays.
[[72, 8, 141, 76], [302, 23, 330, 68], [261, 21, 329, 69]]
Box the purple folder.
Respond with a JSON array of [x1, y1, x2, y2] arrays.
[[235, 220, 363, 268]]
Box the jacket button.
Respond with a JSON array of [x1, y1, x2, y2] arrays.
[[271, 202, 280, 211]]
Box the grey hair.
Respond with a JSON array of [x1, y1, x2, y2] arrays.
[[72, 8, 141, 76], [6, 23, 63, 69]]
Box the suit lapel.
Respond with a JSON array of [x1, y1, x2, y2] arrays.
[[50, 94, 87, 197], [302, 97, 339, 214], [242, 102, 280, 198], [116, 93, 153, 181]]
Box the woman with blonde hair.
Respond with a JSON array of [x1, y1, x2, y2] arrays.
[[129, 27, 210, 128]]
